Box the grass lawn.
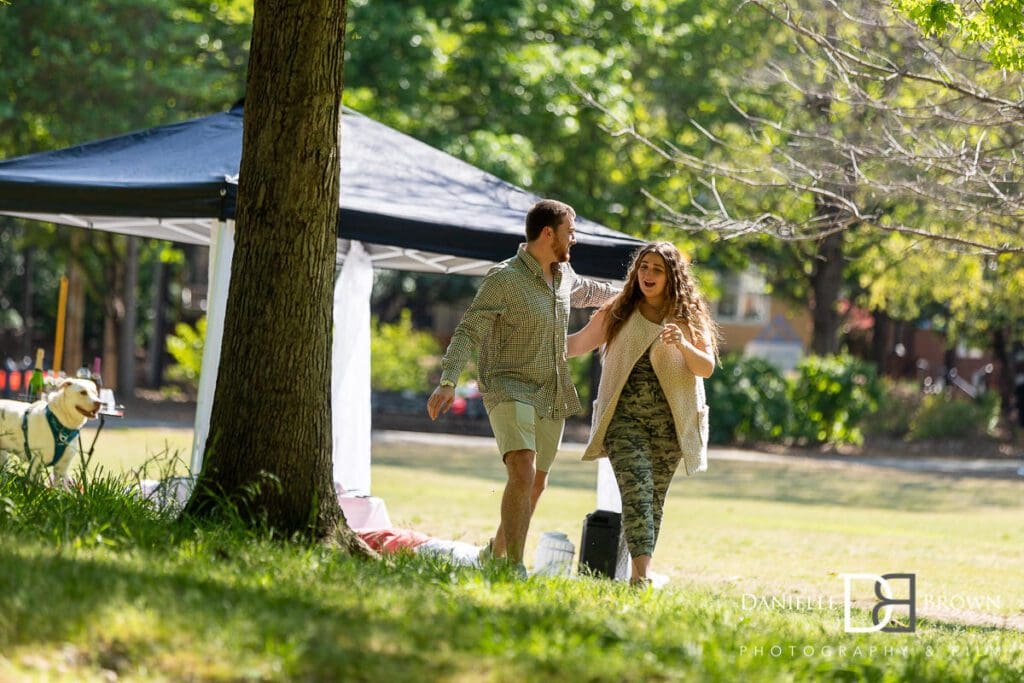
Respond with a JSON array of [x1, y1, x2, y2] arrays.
[[0, 426, 1018, 680], [78, 425, 194, 477], [370, 434, 1024, 625]]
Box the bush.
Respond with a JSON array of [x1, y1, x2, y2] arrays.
[[863, 379, 923, 438], [706, 353, 792, 444], [166, 316, 206, 388], [908, 391, 1000, 440], [787, 354, 883, 446], [370, 310, 441, 393], [569, 354, 594, 407], [164, 311, 444, 395]]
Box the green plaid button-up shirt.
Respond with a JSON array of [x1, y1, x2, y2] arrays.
[[440, 244, 620, 418]]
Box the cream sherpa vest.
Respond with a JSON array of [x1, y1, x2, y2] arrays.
[[582, 310, 709, 476]]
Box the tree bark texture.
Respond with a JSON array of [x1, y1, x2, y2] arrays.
[[118, 236, 139, 394], [805, 20, 850, 358], [63, 230, 87, 376], [186, 0, 352, 539], [101, 234, 125, 389], [809, 229, 844, 356]]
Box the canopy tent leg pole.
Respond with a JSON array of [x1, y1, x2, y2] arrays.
[[596, 457, 622, 513], [331, 241, 373, 495], [189, 219, 235, 477]]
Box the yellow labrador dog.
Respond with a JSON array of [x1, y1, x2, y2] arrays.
[[0, 378, 102, 480]]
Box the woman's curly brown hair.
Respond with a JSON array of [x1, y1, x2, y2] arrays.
[[602, 242, 719, 356]]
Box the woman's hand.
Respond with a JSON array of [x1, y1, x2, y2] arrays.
[[660, 323, 686, 348], [662, 322, 716, 378]]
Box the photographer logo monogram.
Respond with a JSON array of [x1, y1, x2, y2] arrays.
[[840, 573, 916, 633]]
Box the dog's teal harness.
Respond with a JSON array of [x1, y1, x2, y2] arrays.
[[21, 404, 80, 467]]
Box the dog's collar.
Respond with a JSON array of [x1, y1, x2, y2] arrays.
[[21, 405, 80, 467]]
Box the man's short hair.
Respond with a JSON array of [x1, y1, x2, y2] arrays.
[[526, 199, 576, 241]]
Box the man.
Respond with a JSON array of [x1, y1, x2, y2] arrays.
[[426, 199, 619, 570]]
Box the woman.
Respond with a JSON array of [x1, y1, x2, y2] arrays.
[[568, 242, 717, 586]]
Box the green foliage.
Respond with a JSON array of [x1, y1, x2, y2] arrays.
[[706, 353, 792, 444], [707, 353, 883, 446], [344, 0, 771, 262], [0, 0, 251, 155], [569, 354, 594, 407], [0, 0, 251, 371], [787, 354, 883, 446], [863, 379, 924, 438], [908, 391, 1001, 440], [370, 309, 441, 392], [0, 459, 180, 551], [858, 229, 1024, 354], [166, 315, 206, 386], [2, 456, 1023, 680], [371, 271, 480, 327], [895, 0, 1024, 69], [165, 309, 446, 394]]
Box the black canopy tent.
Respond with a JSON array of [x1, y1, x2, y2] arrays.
[[0, 102, 643, 278], [0, 103, 643, 494]]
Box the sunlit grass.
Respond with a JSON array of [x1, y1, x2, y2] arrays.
[[370, 436, 1024, 624], [5, 426, 1015, 680], [79, 425, 192, 476]]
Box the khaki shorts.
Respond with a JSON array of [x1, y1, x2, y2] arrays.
[[487, 400, 565, 472]]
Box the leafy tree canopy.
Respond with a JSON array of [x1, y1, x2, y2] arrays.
[[895, 0, 1024, 69]]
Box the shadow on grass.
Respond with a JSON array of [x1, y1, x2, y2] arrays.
[[0, 546, 682, 681], [372, 444, 1023, 512], [0, 547, 438, 680]]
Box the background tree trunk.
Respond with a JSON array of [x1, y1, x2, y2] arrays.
[[63, 231, 87, 376], [809, 229, 844, 356], [101, 234, 125, 389], [20, 240, 33, 361], [185, 0, 362, 545], [871, 308, 890, 374], [118, 236, 139, 394], [145, 254, 168, 388], [805, 27, 849, 358], [992, 328, 1014, 425]]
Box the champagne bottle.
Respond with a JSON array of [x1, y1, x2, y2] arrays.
[[28, 348, 44, 401]]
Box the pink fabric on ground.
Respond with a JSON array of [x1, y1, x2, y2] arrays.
[[358, 528, 432, 553]]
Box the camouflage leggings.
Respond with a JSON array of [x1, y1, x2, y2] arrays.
[[606, 387, 682, 559]]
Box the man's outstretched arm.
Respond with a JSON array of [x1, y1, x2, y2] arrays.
[[569, 273, 620, 309]]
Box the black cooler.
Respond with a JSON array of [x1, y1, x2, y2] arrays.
[[578, 509, 621, 578]]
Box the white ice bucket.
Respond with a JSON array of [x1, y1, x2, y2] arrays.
[[533, 531, 575, 576]]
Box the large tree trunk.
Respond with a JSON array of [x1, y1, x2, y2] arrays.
[[184, 0, 366, 549]]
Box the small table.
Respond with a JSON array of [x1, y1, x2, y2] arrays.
[[84, 396, 125, 461]]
